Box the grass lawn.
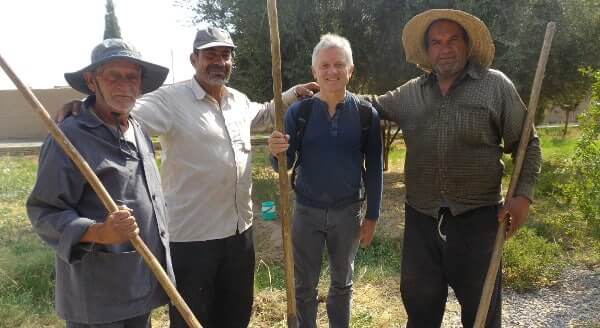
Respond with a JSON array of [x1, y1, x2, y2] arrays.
[[0, 126, 597, 327]]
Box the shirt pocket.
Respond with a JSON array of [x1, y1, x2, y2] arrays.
[[228, 118, 252, 153], [454, 104, 492, 144], [83, 250, 151, 305]]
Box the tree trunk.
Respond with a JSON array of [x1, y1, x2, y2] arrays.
[[381, 119, 401, 172], [563, 110, 570, 137]]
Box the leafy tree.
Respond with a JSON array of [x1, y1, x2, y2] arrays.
[[180, 0, 600, 168], [181, 0, 599, 107], [104, 0, 122, 40]]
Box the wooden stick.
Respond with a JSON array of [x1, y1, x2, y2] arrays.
[[0, 53, 202, 328], [473, 22, 556, 328], [265, 1, 298, 327]]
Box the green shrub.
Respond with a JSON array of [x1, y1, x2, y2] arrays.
[[553, 69, 600, 240], [503, 227, 566, 291]]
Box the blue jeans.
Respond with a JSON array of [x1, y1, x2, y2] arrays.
[[292, 201, 362, 328]]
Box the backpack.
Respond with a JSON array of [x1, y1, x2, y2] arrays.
[[290, 95, 373, 191]]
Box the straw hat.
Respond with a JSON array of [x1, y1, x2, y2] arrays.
[[65, 39, 169, 95], [402, 9, 495, 71]]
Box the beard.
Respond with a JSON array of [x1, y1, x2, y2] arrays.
[[204, 64, 232, 86], [432, 59, 466, 80]]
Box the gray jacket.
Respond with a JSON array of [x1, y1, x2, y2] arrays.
[[27, 97, 174, 324]]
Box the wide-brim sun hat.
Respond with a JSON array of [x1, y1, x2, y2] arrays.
[[64, 38, 169, 95], [402, 9, 495, 71]]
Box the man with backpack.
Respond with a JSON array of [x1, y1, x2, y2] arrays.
[[268, 33, 383, 328]]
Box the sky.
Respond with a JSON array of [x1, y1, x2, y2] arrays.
[[0, 0, 202, 90]]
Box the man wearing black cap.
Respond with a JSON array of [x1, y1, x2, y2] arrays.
[[27, 39, 174, 327]]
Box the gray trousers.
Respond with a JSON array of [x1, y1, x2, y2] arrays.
[[292, 201, 362, 328]]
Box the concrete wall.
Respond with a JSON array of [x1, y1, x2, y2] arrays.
[[0, 87, 85, 141], [0, 86, 592, 142]]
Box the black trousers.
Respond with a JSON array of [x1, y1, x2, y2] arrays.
[[169, 227, 255, 328], [401, 204, 502, 328], [66, 313, 150, 328]]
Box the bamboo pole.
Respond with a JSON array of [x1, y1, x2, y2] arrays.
[[474, 22, 556, 328], [265, 1, 298, 327], [0, 53, 202, 328]]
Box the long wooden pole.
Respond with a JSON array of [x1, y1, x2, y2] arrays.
[[265, 1, 298, 327], [473, 22, 556, 328], [0, 53, 202, 328]]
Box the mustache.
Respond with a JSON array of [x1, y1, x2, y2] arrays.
[[206, 64, 228, 73]]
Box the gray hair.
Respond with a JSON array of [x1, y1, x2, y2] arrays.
[[311, 33, 353, 68]]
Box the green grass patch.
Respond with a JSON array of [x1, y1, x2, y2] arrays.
[[503, 227, 566, 291], [354, 237, 402, 281], [538, 127, 580, 160], [254, 260, 286, 291], [350, 310, 374, 327], [0, 156, 37, 203]]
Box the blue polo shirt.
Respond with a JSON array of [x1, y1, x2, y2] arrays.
[[272, 92, 383, 220]]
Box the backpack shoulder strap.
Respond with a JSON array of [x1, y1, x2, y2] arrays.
[[291, 98, 314, 190], [354, 96, 373, 154]]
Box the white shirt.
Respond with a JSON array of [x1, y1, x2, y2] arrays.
[[132, 78, 297, 242]]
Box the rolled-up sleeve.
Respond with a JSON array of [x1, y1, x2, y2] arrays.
[[250, 87, 298, 132], [26, 137, 95, 263]]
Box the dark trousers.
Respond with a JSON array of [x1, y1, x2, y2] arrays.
[[169, 227, 255, 328], [401, 204, 502, 328], [66, 313, 150, 328]]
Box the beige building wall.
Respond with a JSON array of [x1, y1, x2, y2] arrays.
[[0, 87, 85, 141]]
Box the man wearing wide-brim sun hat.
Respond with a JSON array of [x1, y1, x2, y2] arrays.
[[27, 38, 174, 327], [362, 8, 541, 328]]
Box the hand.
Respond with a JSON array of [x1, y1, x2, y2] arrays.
[[293, 82, 320, 99], [268, 130, 290, 156], [497, 196, 531, 239], [359, 219, 377, 247], [81, 207, 139, 244], [54, 100, 83, 123]]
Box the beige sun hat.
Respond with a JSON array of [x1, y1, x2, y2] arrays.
[[402, 9, 495, 71]]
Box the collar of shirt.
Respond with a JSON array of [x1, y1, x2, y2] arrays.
[[189, 77, 234, 105], [78, 95, 139, 143], [312, 91, 356, 113]]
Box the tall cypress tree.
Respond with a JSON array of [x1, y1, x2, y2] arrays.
[[103, 0, 122, 39]]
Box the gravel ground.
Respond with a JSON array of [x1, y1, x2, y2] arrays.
[[441, 267, 600, 327]]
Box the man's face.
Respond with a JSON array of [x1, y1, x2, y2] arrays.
[[311, 47, 354, 94], [84, 59, 142, 114], [190, 46, 233, 88], [426, 20, 469, 80]]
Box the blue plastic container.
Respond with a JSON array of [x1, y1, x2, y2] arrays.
[[261, 201, 277, 220]]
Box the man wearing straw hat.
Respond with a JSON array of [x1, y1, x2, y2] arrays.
[[363, 9, 541, 327], [27, 39, 174, 327]]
